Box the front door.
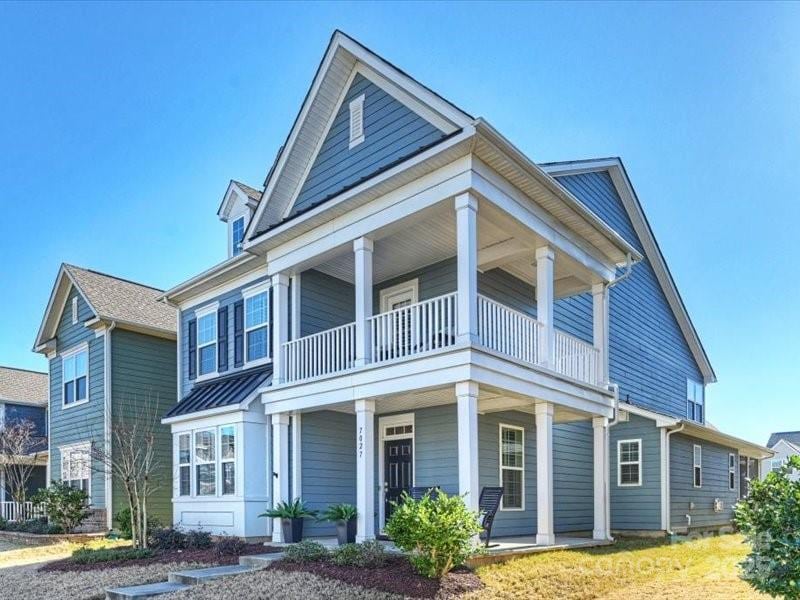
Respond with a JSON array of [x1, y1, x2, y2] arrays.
[[384, 438, 413, 521]]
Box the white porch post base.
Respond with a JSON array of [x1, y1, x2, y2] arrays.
[[535, 402, 555, 546], [592, 416, 610, 540], [355, 399, 376, 542], [271, 412, 290, 543], [456, 381, 480, 511]]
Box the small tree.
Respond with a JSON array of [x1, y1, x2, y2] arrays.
[[734, 455, 800, 599], [0, 419, 46, 503], [32, 481, 89, 533]]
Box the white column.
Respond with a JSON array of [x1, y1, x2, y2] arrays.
[[271, 412, 290, 542], [592, 416, 610, 540], [290, 273, 301, 340], [535, 402, 555, 546], [535, 246, 555, 368], [291, 412, 302, 500], [271, 273, 290, 384], [354, 237, 374, 367], [592, 283, 610, 385], [456, 381, 480, 512], [455, 193, 478, 344], [355, 399, 376, 542]]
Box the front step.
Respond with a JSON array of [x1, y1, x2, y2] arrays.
[[106, 581, 190, 600], [168, 564, 256, 585], [238, 552, 285, 567]]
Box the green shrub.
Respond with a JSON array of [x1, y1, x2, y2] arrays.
[[113, 507, 161, 540], [149, 526, 187, 550], [385, 490, 482, 578], [185, 529, 213, 549], [1, 517, 62, 534], [214, 536, 246, 558], [31, 482, 89, 533], [283, 540, 329, 563], [330, 540, 386, 567], [734, 455, 800, 599], [71, 546, 153, 564]]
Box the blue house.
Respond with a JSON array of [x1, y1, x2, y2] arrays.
[[161, 31, 770, 541]]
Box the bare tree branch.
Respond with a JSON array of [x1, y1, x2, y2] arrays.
[[0, 419, 46, 503]]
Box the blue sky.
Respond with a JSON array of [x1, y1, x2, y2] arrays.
[[1, 2, 798, 444]]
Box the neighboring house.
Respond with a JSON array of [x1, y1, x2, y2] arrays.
[[33, 264, 177, 530], [160, 31, 770, 541], [762, 431, 800, 481], [0, 366, 48, 504]]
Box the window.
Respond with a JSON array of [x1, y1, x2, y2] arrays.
[[349, 94, 365, 148], [231, 216, 245, 257], [693, 444, 703, 488], [197, 311, 217, 376], [62, 347, 88, 406], [178, 434, 191, 496], [687, 379, 704, 423], [499, 425, 524, 510], [244, 289, 268, 362], [729, 453, 736, 491], [771, 458, 785, 472], [221, 425, 236, 495], [195, 430, 216, 496], [71, 297, 78, 324], [61, 443, 90, 497], [618, 439, 642, 486]]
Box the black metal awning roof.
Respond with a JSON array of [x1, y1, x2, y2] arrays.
[[165, 365, 272, 419]]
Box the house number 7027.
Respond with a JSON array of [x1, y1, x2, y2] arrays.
[[358, 426, 364, 458]]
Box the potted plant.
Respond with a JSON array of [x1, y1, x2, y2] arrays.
[[259, 499, 317, 543], [322, 503, 358, 545]]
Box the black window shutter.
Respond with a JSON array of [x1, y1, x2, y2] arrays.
[[218, 306, 229, 372], [233, 300, 244, 368], [187, 319, 197, 380]]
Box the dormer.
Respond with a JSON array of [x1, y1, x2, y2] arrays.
[[218, 180, 263, 258]]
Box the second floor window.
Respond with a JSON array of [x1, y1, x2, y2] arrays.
[[197, 312, 217, 376], [245, 291, 268, 362], [687, 379, 704, 423], [231, 216, 245, 256], [62, 348, 88, 406]]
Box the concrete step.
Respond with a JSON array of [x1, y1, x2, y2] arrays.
[[106, 581, 190, 600], [238, 552, 284, 567], [168, 564, 257, 585]]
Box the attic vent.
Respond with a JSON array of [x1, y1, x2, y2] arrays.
[[349, 94, 365, 148], [71, 297, 78, 325]]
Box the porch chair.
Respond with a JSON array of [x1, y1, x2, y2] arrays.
[[409, 486, 440, 501], [478, 486, 504, 548]]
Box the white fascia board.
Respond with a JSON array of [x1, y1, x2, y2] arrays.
[[160, 253, 264, 307], [679, 422, 774, 459], [619, 403, 680, 428], [165, 405, 250, 430]]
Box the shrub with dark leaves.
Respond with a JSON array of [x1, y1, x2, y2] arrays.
[[0, 517, 62, 534], [71, 546, 153, 564], [185, 529, 213, 549], [284, 540, 329, 563], [214, 536, 247, 559], [149, 526, 187, 550]]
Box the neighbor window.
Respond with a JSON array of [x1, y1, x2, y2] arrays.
[[62, 348, 88, 406], [687, 379, 704, 423], [693, 444, 703, 488], [221, 425, 236, 495], [61, 442, 90, 497], [771, 458, 785, 472], [178, 434, 191, 496], [499, 425, 524, 510], [244, 289, 268, 362], [618, 439, 642, 486], [195, 429, 216, 496], [197, 311, 217, 376], [729, 453, 736, 491], [231, 216, 245, 256], [349, 94, 365, 148]]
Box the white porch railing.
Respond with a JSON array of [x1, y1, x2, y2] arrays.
[[553, 329, 599, 386], [283, 321, 356, 383], [368, 292, 458, 364], [478, 294, 542, 366], [0, 501, 46, 522]]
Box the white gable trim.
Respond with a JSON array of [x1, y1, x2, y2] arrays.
[[33, 265, 99, 352], [540, 158, 717, 384], [217, 181, 260, 223]]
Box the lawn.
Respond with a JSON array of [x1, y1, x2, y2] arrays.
[[0, 537, 127, 569]]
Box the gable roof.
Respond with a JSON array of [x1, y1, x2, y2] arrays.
[[767, 431, 800, 449], [217, 180, 263, 222], [34, 264, 177, 351], [0, 367, 47, 406], [540, 157, 716, 384]]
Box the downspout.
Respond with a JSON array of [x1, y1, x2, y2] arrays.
[[663, 423, 685, 534], [104, 321, 117, 530]]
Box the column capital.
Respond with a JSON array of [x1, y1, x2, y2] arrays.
[[455, 380, 479, 398], [355, 399, 375, 414], [353, 236, 374, 253], [535, 401, 554, 418], [592, 416, 609, 429], [591, 282, 607, 296], [271, 412, 290, 426], [535, 245, 555, 262], [454, 192, 478, 212], [271, 272, 290, 287]]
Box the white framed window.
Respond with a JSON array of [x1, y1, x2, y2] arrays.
[[196, 307, 218, 377], [729, 453, 736, 490], [60, 442, 91, 499], [349, 94, 365, 148], [771, 458, 785, 472], [71, 297, 79, 324], [220, 425, 236, 495], [178, 433, 191, 496], [693, 444, 703, 488], [62, 345, 89, 407], [687, 379, 704, 423], [194, 429, 216, 496], [617, 439, 642, 487], [244, 283, 269, 364], [379, 279, 419, 313], [231, 216, 245, 257], [499, 424, 524, 510]]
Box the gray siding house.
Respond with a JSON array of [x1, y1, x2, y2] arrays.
[[160, 31, 770, 541], [34, 264, 177, 530]]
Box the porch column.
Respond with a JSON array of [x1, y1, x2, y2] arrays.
[[535, 246, 555, 368], [271, 273, 290, 384], [290, 273, 301, 340], [592, 416, 610, 540], [355, 399, 376, 542], [354, 237, 374, 367], [455, 193, 478, 344], [535, 402, 555, 546], [456, 381, 480, 511], [592, 283, 610, 385], [271, 412, 290, 542], [291, 412, 302, 500]]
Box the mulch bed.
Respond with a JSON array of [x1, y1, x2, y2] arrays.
[[39, 543, 282, 573], [271, 556, 483, 599]]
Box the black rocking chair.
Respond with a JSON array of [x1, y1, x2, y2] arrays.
[[478, 486, 504, 548], [409, 486, 440, 501]]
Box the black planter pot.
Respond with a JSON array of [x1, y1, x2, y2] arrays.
[[281, 517, 304, 543], [336, 518, 357, 545]]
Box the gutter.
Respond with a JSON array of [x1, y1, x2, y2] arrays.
[[662, 423, 686, 534], [103, 321, 117, 530]]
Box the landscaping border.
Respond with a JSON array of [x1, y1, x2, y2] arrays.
[[0, 529, 108, 545]]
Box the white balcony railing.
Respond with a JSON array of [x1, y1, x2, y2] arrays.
[[553, 329, 599, 386], [368, 292, 458, 365], [283, 321, 356, 383], [0, 501, 45, 522], [478, 294, 544, 366]]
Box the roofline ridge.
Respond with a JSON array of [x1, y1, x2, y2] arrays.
[[67, 264, 165, 293], [0, 365, 48, 376]]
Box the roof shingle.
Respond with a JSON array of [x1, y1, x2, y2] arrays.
[[767, 431, 800, 449], [0, 367, 48, 406]]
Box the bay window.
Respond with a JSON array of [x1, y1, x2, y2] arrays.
[[176, 425, 238, 499], [195, 429, 216, 496], [178, 434, 191, 496], [221, 425, 236, 495]]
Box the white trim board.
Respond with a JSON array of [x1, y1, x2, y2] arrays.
[[377, 412, 415, 532]]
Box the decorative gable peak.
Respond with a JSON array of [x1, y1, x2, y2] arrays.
[[218, 180, 263, 258]]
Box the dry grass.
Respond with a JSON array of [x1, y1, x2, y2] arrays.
[[469, 534, 766, 600], [0, 537, 127, 569]]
